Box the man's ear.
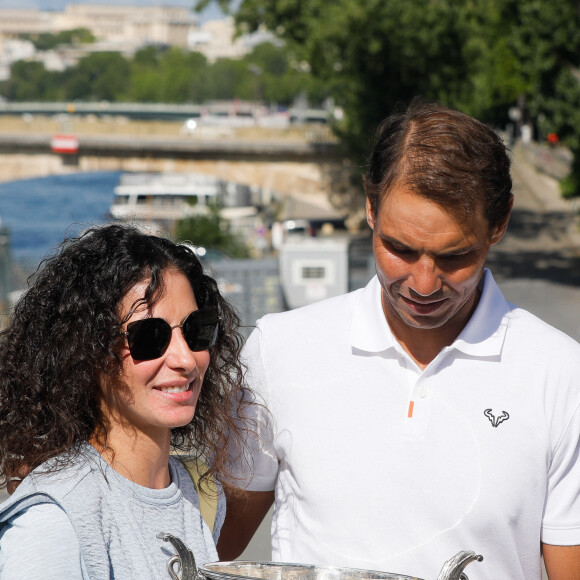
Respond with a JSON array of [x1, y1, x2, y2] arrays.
[[366, 197, 375, 230], [490, 194, 514, 245]]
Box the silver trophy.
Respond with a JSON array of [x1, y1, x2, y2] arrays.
[[157, 532, 483, 580]]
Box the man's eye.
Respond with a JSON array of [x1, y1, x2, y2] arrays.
[[440, 253, 471, 263], [388, 244, 414, 256]]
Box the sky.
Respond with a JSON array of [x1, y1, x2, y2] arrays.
[[1, 0, 226, 22]]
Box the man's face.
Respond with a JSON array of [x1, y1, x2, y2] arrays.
[[367, 185, 509, 339]]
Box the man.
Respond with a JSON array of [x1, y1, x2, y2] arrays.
[[218, 102, 580, 579]]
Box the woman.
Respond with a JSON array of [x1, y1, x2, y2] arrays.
[[0, 223, 250, 578]]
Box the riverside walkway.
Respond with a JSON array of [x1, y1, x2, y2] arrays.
[[489, 142, 580, 342]]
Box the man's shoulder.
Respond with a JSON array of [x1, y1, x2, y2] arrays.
[[505, 303, 580, 362], [481, 272, 580, 357], [258, 286, 364, 330], [242, 286, 368, 362], [508, 304, 579, 342]]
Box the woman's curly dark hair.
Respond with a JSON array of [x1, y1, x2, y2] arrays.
[[0, 223, 250, 492]]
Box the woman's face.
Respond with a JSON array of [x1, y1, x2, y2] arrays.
[[103, 269, 211, 438]]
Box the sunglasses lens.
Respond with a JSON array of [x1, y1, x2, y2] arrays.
[[126, 318, 171, 361], [182, 309, 219, 351], [125, 309, 219, 361]]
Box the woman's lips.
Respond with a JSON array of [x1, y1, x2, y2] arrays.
[[153, 379, 197, 403]]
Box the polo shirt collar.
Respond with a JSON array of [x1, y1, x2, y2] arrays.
[[351, 276, 398, 353], [350, 270, 510, 357], [452, 269, 511, 357]]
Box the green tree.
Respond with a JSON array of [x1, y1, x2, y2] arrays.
[[503, 0, 580, 197], [204, 57, 250, 100], [126, 46, 210, 102], [22, 28, 95, 51], [133, 45, 164, 68], [175, 203, 250, 258], [247, 42, 287, 76], [201, 0, 478, 160], [1, 34, 324, 107], [1, 61, 61, 101], [242, 41, 328, 104], [202, 0, 580, 199], [65, 28, 96, 45], [453, 0, 528, 123], [128, 68, 164, 102], [64, 52, 131, 101], [159, 49, 209, 102], [127, 46, 166, 102]]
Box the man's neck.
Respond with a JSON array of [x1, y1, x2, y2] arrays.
[[384, 289, 482, 371]]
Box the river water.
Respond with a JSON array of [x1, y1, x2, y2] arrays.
[[0, 171, 121, 282]]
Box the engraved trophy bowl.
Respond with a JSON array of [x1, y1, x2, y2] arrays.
[[157, 533, 483, 580]]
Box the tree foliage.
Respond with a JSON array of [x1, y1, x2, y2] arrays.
[[21, 28, 95, 51], [4, 61, 60, 101], [201, 0, 580, 196], [503, 0, 580, 196], [175, 203, 250, 258], [202, 0, 514, 156], [64, 52, 132, 101], [5, 1, 580, 195], [0, 42, 326, 107]]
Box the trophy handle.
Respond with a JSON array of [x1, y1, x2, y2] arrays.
[[157, 532, 201, 580], [436, 550, 483, 580]]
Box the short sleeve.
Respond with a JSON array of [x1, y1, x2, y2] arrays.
[[0, 503, 84, 578], [542, 402, 580, 545], [227, 322, 279, 491]]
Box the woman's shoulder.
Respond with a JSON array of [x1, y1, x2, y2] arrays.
[[0, 503, 84, 578], [170, 455, 225, 539], [0, 446, 99, 522]]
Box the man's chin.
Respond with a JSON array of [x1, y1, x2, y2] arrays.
[[394, 305, 453, 331]]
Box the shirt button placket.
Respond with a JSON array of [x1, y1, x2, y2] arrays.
[[405, 378, 431, 439]]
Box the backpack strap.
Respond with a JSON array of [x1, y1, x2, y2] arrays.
[[177, 456, 218, 533]]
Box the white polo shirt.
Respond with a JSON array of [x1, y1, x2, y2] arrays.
[[237, 271, 580, 580]]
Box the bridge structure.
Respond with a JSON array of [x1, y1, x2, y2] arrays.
[[0, 130, 350, 219], [0, 125, 364, 331], [0, 101, 331, 123]]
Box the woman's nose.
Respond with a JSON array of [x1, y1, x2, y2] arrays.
[[164, 328, 197, 370]]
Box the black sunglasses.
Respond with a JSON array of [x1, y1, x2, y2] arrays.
[[123, 308, 219, 361]]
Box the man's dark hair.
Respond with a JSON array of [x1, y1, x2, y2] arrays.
[[364, 99, 512, 229]]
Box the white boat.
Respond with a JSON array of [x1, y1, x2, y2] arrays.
[[110, 173, 222, 222]]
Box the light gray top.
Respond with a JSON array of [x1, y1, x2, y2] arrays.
[[0, 443, 224, 579]]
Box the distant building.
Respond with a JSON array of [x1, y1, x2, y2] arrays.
[[0, 38, 35, 81], [188, 17, 275, 63], [0, 9, 54, 39], [36, 48, 71, 72], [0, 5, 197, 51], [0, 4, 274, 75], [58, 4, 197, 50]]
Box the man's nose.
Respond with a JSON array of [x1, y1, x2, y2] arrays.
[[408, 257, 442, 297]]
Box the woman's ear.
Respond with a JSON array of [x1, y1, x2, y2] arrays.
[[7, 463, 30, 495]]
